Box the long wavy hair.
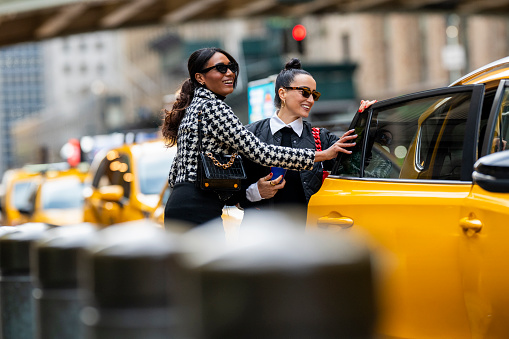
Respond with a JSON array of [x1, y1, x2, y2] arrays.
[[274, 58, 311, 110], [161, 47, 239, 146]]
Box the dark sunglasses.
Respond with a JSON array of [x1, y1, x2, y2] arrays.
[[200, 62, 238, 74], [284, 86, 321, 101]]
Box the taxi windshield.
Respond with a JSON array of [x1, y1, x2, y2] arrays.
[[137, 151, 175, 195], [41, 177, 84, 209], [13, 181, 37, 210]]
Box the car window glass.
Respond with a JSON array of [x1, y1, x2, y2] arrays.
[[413, 94, 472, 180], [13, 181, 37, 210], [93, 151, 131, 198], [490, 88, 509, 153], [137, 151, 175, 195], [363, 101, 426, 179], [334, 91, 477, 180], [477, 89, 496, 156], [331, 112, 368, 177], [41, 177, 84, 209], [93, 158, 109, 188], [162, 186, 170, 206]]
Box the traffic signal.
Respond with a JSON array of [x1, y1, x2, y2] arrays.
[[292, 24, 306, 41], [292, 24, 306, 54], [61, 138, 81, 167]]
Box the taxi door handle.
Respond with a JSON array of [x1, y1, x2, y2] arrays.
[[317, 216, 354, 229], [459, 217, 483, 233]]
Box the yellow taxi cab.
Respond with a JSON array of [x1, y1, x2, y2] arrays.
[[307, 57, 509, 338], [83, 139, 177, 227], [27, 165, 89, 226], [0, 168, 40, 226]]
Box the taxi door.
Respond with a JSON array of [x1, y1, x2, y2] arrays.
[[84, 151, 133, 226], [308, 84, 485, 338], [457, 80, 509, 338]]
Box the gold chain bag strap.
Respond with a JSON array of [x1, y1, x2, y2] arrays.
[[196, 103, 246, 192], [204, 151, 237, 169]]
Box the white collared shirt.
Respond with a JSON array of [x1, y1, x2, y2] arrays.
[[269, 114, 303, 137], [246, 114, 304, 202]]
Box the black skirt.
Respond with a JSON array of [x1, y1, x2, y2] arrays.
[[164, 182, 225, 228]]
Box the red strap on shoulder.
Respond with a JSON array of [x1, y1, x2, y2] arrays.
[[312, 127, 329, 182], [312, 127, 322, 151]]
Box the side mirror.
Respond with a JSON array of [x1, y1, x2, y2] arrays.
[[98, 185, 124, 202], [472, 150, 509, 193]]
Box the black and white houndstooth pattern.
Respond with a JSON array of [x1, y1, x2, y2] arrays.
[[168, 87, 314, 187]]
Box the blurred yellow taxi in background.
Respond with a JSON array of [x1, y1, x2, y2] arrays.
[[0, 163, 87, 226], [307, 57, 509, 338], [0, 167, 40, 226], [83, 140, 176, 227], [27, 166, 88, 226]]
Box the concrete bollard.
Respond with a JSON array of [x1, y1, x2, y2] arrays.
[[0, 223, 50, 339], [175, 211, 377, 339], [31, 223, 98, 339], [0, 227, 18, 238], [79, 221, 176, 339]]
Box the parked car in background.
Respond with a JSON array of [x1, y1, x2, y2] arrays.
[[307, 57, 509, 338], [0, 168, 40, 226], [0, 162, 87, 226], [25, 166, 88, 226], [83, 140, 177, 227]]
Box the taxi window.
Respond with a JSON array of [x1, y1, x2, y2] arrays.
[[490, 88, 509, 154], [414, 95, 470, 179], [331, 113, 369, 177], [137, 151, 175, 195], [41, 177, 84, 209], [93, 153, 131, 198], [333, 88, 480, 180], [500, 110, 509, 151], [12, 181, 37, 210], [331, 112, 368, 177]]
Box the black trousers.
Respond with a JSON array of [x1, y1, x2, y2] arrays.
[[164, 182, 225, 228]]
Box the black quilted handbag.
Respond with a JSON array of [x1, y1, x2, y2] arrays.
[[196, 104, 246, 192]]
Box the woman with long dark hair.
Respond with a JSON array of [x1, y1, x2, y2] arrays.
[[162, 48, 357, 227]]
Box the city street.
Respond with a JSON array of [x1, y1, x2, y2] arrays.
[[1, 1, 509, 338]]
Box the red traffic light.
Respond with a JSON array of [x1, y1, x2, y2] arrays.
[[61, 138, 81, 167], [292, 24, 306, 41]]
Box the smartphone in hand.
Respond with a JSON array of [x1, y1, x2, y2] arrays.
[[270, 167, 287, 184]]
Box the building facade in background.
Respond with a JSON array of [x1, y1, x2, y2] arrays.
[[11, 31, 128, 167], [121, 25, 170, 128], [0, 43, 45, 174]]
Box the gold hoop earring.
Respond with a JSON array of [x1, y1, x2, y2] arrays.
[[281, 100, 286, 108]]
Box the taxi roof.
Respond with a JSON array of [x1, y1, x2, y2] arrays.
[[450, 56, 509, 88]]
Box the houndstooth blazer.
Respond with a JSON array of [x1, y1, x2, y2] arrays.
[[168, 87, 314, 187]]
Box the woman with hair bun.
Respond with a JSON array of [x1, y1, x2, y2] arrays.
[[239, 58, 375, 224], [161, 49, 358, 227]]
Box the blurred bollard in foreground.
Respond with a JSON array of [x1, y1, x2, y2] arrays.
[[0, 223, 50, 339], [31, 223, 97, 339], [79, 220, 176, 339], [176, 211, 377, 339]]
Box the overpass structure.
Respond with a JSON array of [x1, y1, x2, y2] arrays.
[[0, 0, 506, 47]]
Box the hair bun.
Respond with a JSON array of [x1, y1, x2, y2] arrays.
[[285, 58, 302, 71]]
